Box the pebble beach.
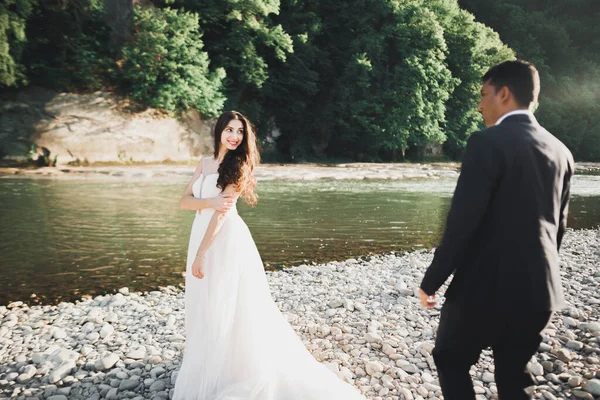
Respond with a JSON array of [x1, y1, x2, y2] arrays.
[[1, 229, 598, 400]]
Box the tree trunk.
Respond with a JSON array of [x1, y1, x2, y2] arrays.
[[104, 0, 134, 55]]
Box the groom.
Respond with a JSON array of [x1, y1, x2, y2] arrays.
[[418, 60, 574, 400]]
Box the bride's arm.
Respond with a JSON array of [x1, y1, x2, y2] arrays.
[[194, 184, 240, 259], [180, 160, 233, 212]]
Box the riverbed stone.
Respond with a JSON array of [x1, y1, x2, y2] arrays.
[[0, 229, 597, 400]]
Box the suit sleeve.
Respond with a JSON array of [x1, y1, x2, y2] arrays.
[[557, 156, 573, 251], [420, 132, 501, 295]]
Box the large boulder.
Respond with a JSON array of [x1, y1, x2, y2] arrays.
[[0, 87, 214, 164]]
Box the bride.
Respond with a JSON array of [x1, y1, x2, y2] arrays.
[[173, 111, 365, 400]]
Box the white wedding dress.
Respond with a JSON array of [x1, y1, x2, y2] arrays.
[[172, 173, 365, 400]]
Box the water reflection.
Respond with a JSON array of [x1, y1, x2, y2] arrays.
[[0, 175, 598, 305]]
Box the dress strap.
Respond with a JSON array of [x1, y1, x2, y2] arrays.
[[202, 156, 219, 175]]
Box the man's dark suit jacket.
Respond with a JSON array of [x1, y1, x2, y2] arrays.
[[420, 112, 574, 312]]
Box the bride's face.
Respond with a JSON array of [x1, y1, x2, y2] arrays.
[[220, 119, 244, 152]]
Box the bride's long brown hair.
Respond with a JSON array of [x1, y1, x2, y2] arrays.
[[214, 111, 260, 206]]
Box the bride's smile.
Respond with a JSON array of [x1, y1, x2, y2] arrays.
[[174, 111, 365, 400], [221, 120, 244, 151]]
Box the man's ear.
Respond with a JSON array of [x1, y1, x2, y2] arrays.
[[498, 86, 511, 104]]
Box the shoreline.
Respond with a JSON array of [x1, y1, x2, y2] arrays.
[[1, 162, 599, 181], [1, 229, 598, 399], [0, 162, 461, 181]]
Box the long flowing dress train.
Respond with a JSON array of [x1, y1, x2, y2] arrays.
[[172, 173, 365, 400]]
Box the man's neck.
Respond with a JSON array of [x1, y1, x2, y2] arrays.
[[495, 108, 532, 126]]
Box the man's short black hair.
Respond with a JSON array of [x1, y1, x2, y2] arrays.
[[482, 60, 540, 108]]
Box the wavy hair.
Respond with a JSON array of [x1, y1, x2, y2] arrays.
[[213, 111, 260, 206]]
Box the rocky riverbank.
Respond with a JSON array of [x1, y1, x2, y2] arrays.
[[1, 229, 599, 400], [1, 162, 599, 182], [0, 162, 462, 181]]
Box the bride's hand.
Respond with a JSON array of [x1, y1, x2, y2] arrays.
[[192, 255, 205, 279], [211, 194, 235, 213]]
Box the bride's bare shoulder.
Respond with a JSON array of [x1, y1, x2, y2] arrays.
[[195, 156, 215, 174]]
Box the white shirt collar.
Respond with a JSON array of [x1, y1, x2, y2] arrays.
[[495, 109, 535, 126]]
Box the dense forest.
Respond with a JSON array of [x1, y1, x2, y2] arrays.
[[458, 0, 600, 161], [1, 0, 598, 161]]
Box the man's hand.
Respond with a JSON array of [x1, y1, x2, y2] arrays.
[[211, 194, 235, 213], [418, 288, 437, 309]]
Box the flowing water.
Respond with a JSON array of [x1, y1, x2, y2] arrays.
[[1, 173, 598, 305]]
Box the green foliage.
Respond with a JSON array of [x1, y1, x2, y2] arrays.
[[268, 0, 484, 161], [537, 69, 600, 161], [160, 0, 293, 122], [459, 0, 600, 160], [23, 0, 112, 90], [260, 0, 331, 159], [28, 145, 57, 166], [428, 0, 514, 158], [119, 7, 226, 115], [330, 1, 457, 160], [4, 0, 597, 160], [0, 0, 35, 87]]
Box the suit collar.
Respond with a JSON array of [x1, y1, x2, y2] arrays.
[[495, 110, 536, 125]]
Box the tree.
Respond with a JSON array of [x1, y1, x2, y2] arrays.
[[103, 0, 134, 55], [268, 0, 460, 160], [23, 0, 112, 90], [262, 0, 328, 159], [160, 0, 293, 123], [0, 0, 35, 87], [330, 1, 457, 160], [458, 0, 600, 160], [120, 7, 226, 115], [428, 0, 514, 158]]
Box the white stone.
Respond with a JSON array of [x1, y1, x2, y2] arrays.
[[126, 348, 146, 360], [401, 364, 419, 374], [365, 361, 384, 376], [169, 334, 186, 342], [530, 363, 544, 376], [31, 352, 45, 364], [109, 293, 127, 307], [81, 345, 94, 356], [397, 387, 414, 400], [343, 299, 355, 311], [99, 323, 115, 338], [48, 348, 79, 364], [365, 332, 382, 343], [328, 299, 343, 308], [52, 328, 67, 339], [482, 372, 495, 383], [48, 361, 75, 384], [564, 316, 579, 328], [105, 312, 119, 323], [95, 353, 120, 371], [581, 322, 600, 333], [16, 365, 36, 383], [81, 322, 95, 333]]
